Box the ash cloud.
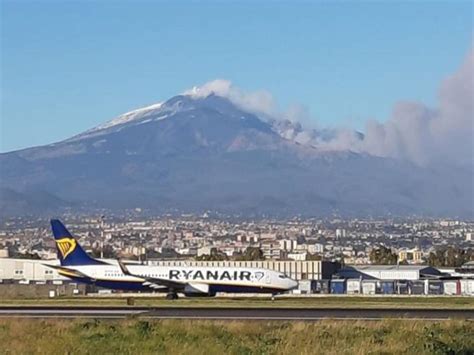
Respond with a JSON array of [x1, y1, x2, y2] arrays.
[[327, 49, 474, 167], [184, 79, 278, 118], [186, 49, 473, 167], [184, 79, 315, 126]]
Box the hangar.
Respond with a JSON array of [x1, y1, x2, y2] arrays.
[[336, 265, 444, 280], [0, 258, 65, 282]]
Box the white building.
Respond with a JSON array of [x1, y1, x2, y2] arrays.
[[308, 244, 324, 254], [339, 265, 443, 280], [261, 241, 281, 259], [197, 246, 213, 257], [0, 258, 66, 281], [279, 239, 297, 251], [287, 252, 307, 261]]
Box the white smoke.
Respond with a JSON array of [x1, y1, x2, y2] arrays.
[[328, 49, 474, 166], [185, 49, 473, 167], [184, 79, 316, 125], [184, 79, 278, 118]]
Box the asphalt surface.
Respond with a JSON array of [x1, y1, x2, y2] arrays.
[[0, 307, 473, 320]]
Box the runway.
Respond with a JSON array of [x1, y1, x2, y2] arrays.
[[0, 307, 473, 320]]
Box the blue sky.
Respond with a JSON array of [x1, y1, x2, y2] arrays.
[[1, 1, 472, 152]]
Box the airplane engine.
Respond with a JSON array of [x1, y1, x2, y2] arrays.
[[184, 283, 216, 297]]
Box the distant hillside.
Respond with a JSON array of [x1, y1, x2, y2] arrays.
[[1, 94, 472, 218]]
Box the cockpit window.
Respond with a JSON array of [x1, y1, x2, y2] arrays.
[[278, 275, 287, 279]]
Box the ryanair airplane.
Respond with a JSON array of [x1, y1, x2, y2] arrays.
[[47, 219, 298, 299]]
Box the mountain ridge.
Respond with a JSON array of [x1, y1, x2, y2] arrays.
[[1, 93, 472, 218]]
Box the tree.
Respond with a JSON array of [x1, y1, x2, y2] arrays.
[[235, 247, 265, 261], [9, 251, 41, 260], [306, 253, 322, 261], [91, 245, 117, 259], [195, 248, 228, 261], [427, 247, 473, 267], [369, 246, 397, 265]]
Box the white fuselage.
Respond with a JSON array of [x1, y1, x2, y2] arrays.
[[66, 261, 298, 294]]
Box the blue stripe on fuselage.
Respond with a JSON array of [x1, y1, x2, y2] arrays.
[[209, 284, 286, 294], [60, 274, 287, 294], [95, 280, 150, 291], [60, 275, 152, 291]]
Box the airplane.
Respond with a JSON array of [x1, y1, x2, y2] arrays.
[[46, 219, 298, 299]]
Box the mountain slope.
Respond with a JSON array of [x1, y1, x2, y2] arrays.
[[1, 94, 472, 217]]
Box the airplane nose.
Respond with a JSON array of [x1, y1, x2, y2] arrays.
[[289, 279, 298, 290]]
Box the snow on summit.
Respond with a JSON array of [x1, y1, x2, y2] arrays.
[[93, 102, 164, 131], [71, 101, 164, 141]]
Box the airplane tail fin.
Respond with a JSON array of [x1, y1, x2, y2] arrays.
[[51, 219, 104, 266]]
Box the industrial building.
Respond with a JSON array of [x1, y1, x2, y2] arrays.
[[331, 264, 474, 296], [0, 258, 66, 282], [0, 259, 86, 298], [337, 265, 443, 280]]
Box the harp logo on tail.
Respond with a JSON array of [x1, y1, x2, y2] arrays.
[[56, 238, 77, 259]]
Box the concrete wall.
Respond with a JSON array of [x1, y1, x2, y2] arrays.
[[0, 283, 87, 298]]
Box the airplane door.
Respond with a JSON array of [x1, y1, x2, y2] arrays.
[[265, 274, 271, 284]]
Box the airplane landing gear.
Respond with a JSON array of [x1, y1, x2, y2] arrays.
[[166, 292, 179, 300]]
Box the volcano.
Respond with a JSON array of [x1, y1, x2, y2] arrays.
[[1, 93, 471, 218]]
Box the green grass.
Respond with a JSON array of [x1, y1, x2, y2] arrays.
[[0, 318, 472, 354], [1, 296, 473, 309]]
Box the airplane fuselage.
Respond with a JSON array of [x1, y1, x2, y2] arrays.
[[58, 262, 298, 295], [48, 219, 298, 298]]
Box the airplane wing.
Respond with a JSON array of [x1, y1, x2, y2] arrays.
[[117, 259, 185, 290]]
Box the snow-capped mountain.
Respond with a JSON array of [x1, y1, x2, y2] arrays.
[[0, 93, 472, 217], [86, 102, 165, 133], [69, 95, 357, 152]]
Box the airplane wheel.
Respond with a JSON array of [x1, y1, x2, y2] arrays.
[[166, 293, 178, 300]]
